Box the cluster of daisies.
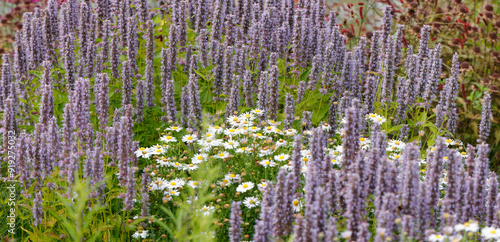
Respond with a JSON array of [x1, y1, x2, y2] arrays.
[[427, 221, 500, 241], [135, 109, 471, 213]]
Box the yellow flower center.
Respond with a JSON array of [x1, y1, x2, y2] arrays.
[[214, 126, 220, 129], [206, 133, 212, 137], [243, 184, 248, 188], [303, 157, 308, 162], [255, 110, 261, 113], [193, 182, 198, 186], [219, 153, 225, 157], [461, 152, 466, 155], [256, 133, 262, 136], [140, 147, 146, 151], [446, 139, 452, 143], [197, 156, 203, 160], [229, 129, 235, 132], [228, 142, 234, 145], [395, 141, 400, 145], [222, 179, 229, 183], [170, 191, 176, 194], [174, 162, 180, 166], [233, 118, 238, 121], [202, 207, 208, 211], [241, 147, 247, 150], [492, 230, 497, 234], [171, 182, 176, 186], [189, 164, 194, 167], [435, 235, 441, 238], [166, 136, 172, 139], [187, 136, 193, 140], [293, 200, 299, 206], [265, 161, 271, 165], [230, 174, 236, 178], [370, 114, 376, 117], [444, 156, 448, 160], [360, 138, 365, 141], [156, 149, 162, 153], [279, 156, 285, 159]]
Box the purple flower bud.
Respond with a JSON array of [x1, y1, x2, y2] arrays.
[[123, 165, 136, 211], [479, 92, 492, 142], [400, 144, 420, 216], [32, 191, 43, 226], [229, 201, 242, 242]]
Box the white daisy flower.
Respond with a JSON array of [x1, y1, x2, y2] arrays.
[[227, 115, 241, 126], [292, 199, 302, 212], [321, 122, 332, 131], [263, 126, 276, 134], [218, 178, 232, 187], [482, 227, 500, 240], [257, 181, 269, 192], [188, 180, 201, 189], [460, 151, 467, 159], [281, 162, 294, 170], [267, 120, 278, 126], [240, 112, 256, 121], [183, 163, 199, 171], [191, 153, 208, 164], [200, 205, 214, 216], [252, 132, 267, 139], [181, 134, 197, 143], [132, 230, 149, 239], [165, 189, 180, 196], [340, 231, 352, 239], [283, 128, 298, 136], [236, 147, 252, 153], [223, 140, 240, 149], [428, 234, 445, 242], [225, 173, 242, 183], [330, 158, 341, 166], [156, 157, 170, 167], [170, 161, 184, 170], [243, 196, 261, 208], [387, 140, 405, 151], [366, 113, 386, 124], [150, 177, 168, 190], [275, 139, 288, 148], [258, 148, 273, 157], [259, 159, 277, 168], [249, 126, 261, 132], [454, 221, 479, 232], [252, 109, 265, 115], [274, 154, 290, 162], [215, 152, 230, 159], [160, 135, 178, 143], [165, 126, 183, 132], [167, 178, 185, 189], [224, 128, 240, 137], [208, 125, 224, 134], [236, 182, 254, 193], [134, 147, 150, 158]]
